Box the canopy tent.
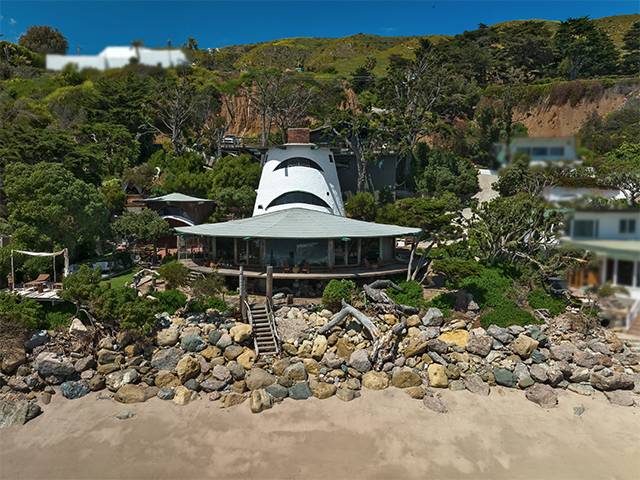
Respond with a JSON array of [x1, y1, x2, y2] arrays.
[[10, 249, 69, 289]]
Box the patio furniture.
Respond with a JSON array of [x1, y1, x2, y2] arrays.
[[24, 274, 50, 289]]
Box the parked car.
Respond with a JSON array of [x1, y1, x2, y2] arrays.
[[221, 135, 241, 147]]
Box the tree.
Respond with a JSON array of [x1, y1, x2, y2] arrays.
[[4, 162, 109, 258], [272, 76, 320, 141], [245, 68, 288, 147], [621, 21, 640, 75], [345, 192, 377, 221], [77, 122, 141, 178], [100, 179, 127, 215], [350, 57, 377, 94], [495, 153, 557, 197], [416, 149, 479, 202], [192, 272, 225, 300], [578, 102, 640, 154], [60, 265, 102, 310], [112, 209, 171, 261], [158, 261, 190, 289], [376, 193, 462, 281], [596, 143, 640, 206], [554, 17, 619, 79], [19, 26, 68, 54]]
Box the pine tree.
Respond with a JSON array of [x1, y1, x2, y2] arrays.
[[621, 21, 640, 75]]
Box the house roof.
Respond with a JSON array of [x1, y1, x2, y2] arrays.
[[562, 238, 640, 260], [144, 193, 214, 203], [175, 208, 421, 239]]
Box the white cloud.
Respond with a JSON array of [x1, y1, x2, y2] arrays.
[[10, 18, 17, 26]]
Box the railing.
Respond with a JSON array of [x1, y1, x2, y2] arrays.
[[265, 297, 280, 355], [626, 297, 640, 330], [243, 299, 260, 354]]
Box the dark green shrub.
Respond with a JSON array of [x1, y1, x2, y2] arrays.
[[424, 292, 456, 317], [459, 268, 514, 308], [189, 296, 228, 313], [431, 257, 483, 288], [153, 289, 187, 314], [119, 299, 157, 334], [322, 280, 356, 311], [527, 288, 567, 316], [387, 280, 425, 308], [0, 292, 43, 329], [43, 311, 73, 329], [480, 302, 539, 328], [192, 273, 224, 299], [158, 261, 190, 289]]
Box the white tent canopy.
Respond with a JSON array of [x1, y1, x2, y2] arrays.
[[10, 248, 69, 287]]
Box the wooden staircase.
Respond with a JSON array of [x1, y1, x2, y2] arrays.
[[247, 301, 280, 356]]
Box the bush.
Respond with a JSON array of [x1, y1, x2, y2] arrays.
[[424, 292, 456, 317], [158, 261, 190, 289], [431, 257, 482, 288], [480, 302, 538, 328], [0, 292, 43, 329], [119, 300, 157, 334], [153, 289, 187, 314], [61, 265, 102, 306], [527, 288, 567, 316], [459, 268, 514, 309], [192, 273, 224, 300], [387, 280, 425, 309], [322, 280, 356, 311], [189, 296, 228, 313]]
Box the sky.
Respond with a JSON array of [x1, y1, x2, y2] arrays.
[[1, 0, 638, 54]]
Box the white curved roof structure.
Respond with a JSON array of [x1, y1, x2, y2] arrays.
[[253, 144, 345, 217]]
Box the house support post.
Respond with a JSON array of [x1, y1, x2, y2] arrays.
[[328, 240, 335, 270], [239, 266, 247, 320], [266, 265, 273, 300], [357, 239, 362, 266], [233, 238, 238, 264]]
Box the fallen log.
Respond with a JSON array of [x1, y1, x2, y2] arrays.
[[367, 279, 402, 291], [318, 300, 380, 339]]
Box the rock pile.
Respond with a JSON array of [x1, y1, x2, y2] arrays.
[[1, 299, 639, 426]]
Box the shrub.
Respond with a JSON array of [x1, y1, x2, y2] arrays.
[[0, 292, 43, 329], [189, 296, 228, 313], [387, 280, 425, 308], [459, 268, 514, 309], [43, 311, 73, 329], [424, 292, 456, 317], [119, 299, 157, 334], [322, 280, 356, 311], [192, 273, 224, 300], [527, 288, 567, 316], [153, 289, 187, 314], [431, 257, 483, 288], [61, 265, 102, 307], [480, 302, 539, 329], [158, 261, 190, 289]]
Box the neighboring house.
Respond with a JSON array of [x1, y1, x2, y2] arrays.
[[46, 46, 188, 71], [543, 186, 625, 206], [563, 209, 640, 330], [495, 136, 580, 167]]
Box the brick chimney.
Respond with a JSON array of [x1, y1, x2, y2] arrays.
[[287, 128, 310, 144]]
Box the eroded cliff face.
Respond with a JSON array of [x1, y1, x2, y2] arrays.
[[515, 83, 640, 137]]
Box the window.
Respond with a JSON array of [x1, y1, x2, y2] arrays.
[[605, 258, 615, 283], [274, 157, 324, 172], [617, 260, 634, 287], [573, 220, 597, 238], [620, 219, 636, 234], [532, 147, 548, 157], [266, 191, 331, 210], [549, 147, 565, 156]]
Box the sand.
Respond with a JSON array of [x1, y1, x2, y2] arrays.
[[1, 387, 638, 480]]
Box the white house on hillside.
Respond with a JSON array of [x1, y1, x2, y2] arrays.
[[46, 46, 188, 71], [495, 136, 580, 167]]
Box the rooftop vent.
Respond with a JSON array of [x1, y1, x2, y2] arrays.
[[287, 128, 310, 144]]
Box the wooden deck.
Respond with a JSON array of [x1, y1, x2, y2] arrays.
[[180, 259, 408, 280], [11, 287, 64, 303]]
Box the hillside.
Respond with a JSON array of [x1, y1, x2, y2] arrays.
[[214, 14, 640, 75]]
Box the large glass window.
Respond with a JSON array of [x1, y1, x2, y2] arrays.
[[617, 260, 634, 287], [216, 237, 235, 264], [620, 219, 636, 234], [549, 147, 565, 156], [532, 147, 548, 157], [267, 191, 331, 210], [274, 157, 324, 172], [573, 220, 597, 238], [265, 239, 328, 268]]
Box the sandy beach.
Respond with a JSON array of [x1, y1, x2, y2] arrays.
[[1, 387, 638, 480]]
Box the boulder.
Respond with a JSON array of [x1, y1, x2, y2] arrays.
[[173, 385, 194, 406], [236, 349, 256, 370], [223, 345, 244, 361], [336, 387, 359, 402], [155, 371, 180, 388], [311, 335, 328, 359], [230, 323, 252, 343], [176, 355, 201, 383], [404, 386, 426, 399], [362, 371, 389, 390], [404, 339, 429, 358], [60, 380, 90, 400], [486, 325, 514, 344], [0, 400, 42, 428], [463, 374, 490, 396], [245, 368, 276, 390], [438, 330, 469, 349], [74, 356, 96, 373], [529, 364, 548, 383], [288, 382, 312, 400], [200, 345, 222, 361], [310, 380, 337, 399], [604, 390, 636, 407], [181, 334, 206, 353], [590, 372, 634, 391], [24, 331, 49, 351], [427, 364, 448, 388], [68, 317, 89, 336], [1, 347, 27, 374], [493, 367, 516, 388], [573, 350, 598, 369], [200, 379, 227, 393], [466, 334, 493, 357], [250, 389, 272, 413], [106, 368, 140, 391], [265, 383, 289, 400], [525, 384, 558, 408], [283, 362, 308, 383], [211, 365, 232, 383], [335, 337, 356, 359], [511, 334, 539, 359], [114, 384, 148, 404], [349, 349, 372, 373], [222, 392, 246, 408], [391, 369, 422, 388], [549, 343, 574, 362], [422, 308, 444, 327], [34, 352, 75, 379], [156, 328, 179, 347], [216, 333, 233, 349], [208, 330, 222, 346], [150, 347, 182, 371], [88, 374, 106, 391]]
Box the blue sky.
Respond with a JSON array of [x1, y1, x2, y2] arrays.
[[1, 1, 638, 53]]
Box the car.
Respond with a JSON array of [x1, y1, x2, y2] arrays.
[[221, 135, 240, 146]]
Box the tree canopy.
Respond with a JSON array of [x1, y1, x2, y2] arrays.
[[19, 26, 68, 54]]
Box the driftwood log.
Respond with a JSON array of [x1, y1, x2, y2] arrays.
[[318, 300, 380, 339]]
